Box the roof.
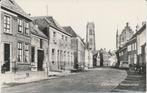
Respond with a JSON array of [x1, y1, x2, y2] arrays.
[[1, 0, 31, 20], [136, 23, 146, 35], [32, 16, 71, 36], [63, 26, 77, 37], [131, 23, 146, 39], [30, 23, 48, 39]]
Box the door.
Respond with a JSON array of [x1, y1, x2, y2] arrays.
[[4, 43, 10, 71], [37, 50, 44, 71]]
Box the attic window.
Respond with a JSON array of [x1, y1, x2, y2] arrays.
[[9, 0, 14, 4]]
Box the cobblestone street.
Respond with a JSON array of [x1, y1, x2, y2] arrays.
[[2, 68, 127, 93]]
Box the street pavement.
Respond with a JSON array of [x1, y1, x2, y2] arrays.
[[1, 68, 127, 93], [112, 70, 146, 92]]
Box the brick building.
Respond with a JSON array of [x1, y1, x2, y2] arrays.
[[116, 22, 146, 71], [32, 16, 74, 71], [136, 23, 146, 70], [30, 23, 49, 71], [0, 0, 32, 72], [63, 26, 85, 69]]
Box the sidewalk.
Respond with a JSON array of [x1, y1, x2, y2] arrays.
[[0, 70, 72, 88], [112, 70, 146, 92]]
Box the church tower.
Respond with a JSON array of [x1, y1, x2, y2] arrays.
[[116, 28, 119, 50], [86, 22, 96, 51]]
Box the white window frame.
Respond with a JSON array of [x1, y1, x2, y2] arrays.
[[127, 45, 131, 52], [24, 22, 29, 35], [24, 44, 29, 63], [18, 42, 23, 62], [4, 15, 11, 34], [18, 18, 23, 33]]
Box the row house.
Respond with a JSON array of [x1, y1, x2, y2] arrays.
[[32, 17, 74, 71], [0, 0, 87, 73], [136, 23, 146, 69], [118, 35, 137, 68], [116, 23, 134, 68], [63, 26, 85, 69], [126, 35, 137, 66], [116, 22, 146, 70], [30, 23, 49, 71], [0, 0, 32, 72]]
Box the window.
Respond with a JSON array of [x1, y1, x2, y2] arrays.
[[18, 42, 23, 62], [24, 22, 29, 35], [53, 32, 56, 38], [52, 49, 55, 64], [121, 52, 123, 55], [24, 44, 29, 62], [53, 32, 57, 44], [134, 54, 137, 64], [119, 53, 121, 56], [134, 43, 136, 50], [62, 35, 64, 40], [68, 52, 70, 65], [18, 19, 23, 33], [90, 38, 93, 45], [65, 36, 67, 41], [64, 51, 66, 65], [52, 49, 55, 55], [40, 39, 43, 48], [4, 15, 11, 33], [127, 45, 131, 51], [31, 47, 35, 62], [132, 44, 134, 50], [89, 29, 93, 35]]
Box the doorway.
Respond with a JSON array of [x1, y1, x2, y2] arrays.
[[4, 43, 10, 71], [37, 50, 44, 71]]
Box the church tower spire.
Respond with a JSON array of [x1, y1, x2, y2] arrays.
[[116, 28, 119, 50], [86, 22, 96, 51]]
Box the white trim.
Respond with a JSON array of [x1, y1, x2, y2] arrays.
[[3, 14, 13, 34]]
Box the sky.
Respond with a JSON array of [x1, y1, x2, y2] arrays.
[[15, 0, 146, 50]]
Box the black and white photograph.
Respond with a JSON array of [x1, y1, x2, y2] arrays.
[[0, 0, 146, 93]]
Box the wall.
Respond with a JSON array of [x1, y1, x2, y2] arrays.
[[31, 34, 48, 71], [0, 9, 31, 72], [49, 27, 74, 71]]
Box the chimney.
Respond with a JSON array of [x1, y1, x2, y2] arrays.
[[28, 13, 31, 16]]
